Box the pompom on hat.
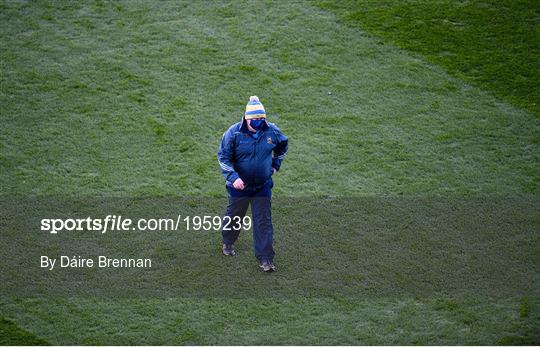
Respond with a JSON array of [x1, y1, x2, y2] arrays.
[[245, 95, 266, 119]]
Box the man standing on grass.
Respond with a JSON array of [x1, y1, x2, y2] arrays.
[[217, 96, 288, 272]]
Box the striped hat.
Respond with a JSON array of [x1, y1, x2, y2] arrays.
[[245, 96, 266, 119]]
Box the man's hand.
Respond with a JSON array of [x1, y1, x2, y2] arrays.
[[273, 168, 277, 174], [233, 178, 245, 190]]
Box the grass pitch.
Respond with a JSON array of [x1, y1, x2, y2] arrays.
[[1, 0, 539, 345]]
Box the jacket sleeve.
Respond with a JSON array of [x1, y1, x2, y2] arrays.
[[272, 126, 288, 171], [217, 128, 240, 184]]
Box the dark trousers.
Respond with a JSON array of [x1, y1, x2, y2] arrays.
[[222, 182, 275, 262]]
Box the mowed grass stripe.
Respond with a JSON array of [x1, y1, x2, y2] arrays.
[[1, 298, 539, 345], [0, 317, 49, 345], [1, 1, 538, 196], [315, 0, 540, 116]]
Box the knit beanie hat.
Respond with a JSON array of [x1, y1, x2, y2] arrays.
[[245, 96, 266, 119]]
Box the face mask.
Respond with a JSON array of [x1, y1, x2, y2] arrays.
[[249, 118, 265, 131]]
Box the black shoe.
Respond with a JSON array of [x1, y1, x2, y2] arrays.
[[222, 243, 236, 256], [259, 260, 276, 272]]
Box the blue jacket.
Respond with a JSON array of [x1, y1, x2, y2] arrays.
[[218, 116, 288, 191]]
